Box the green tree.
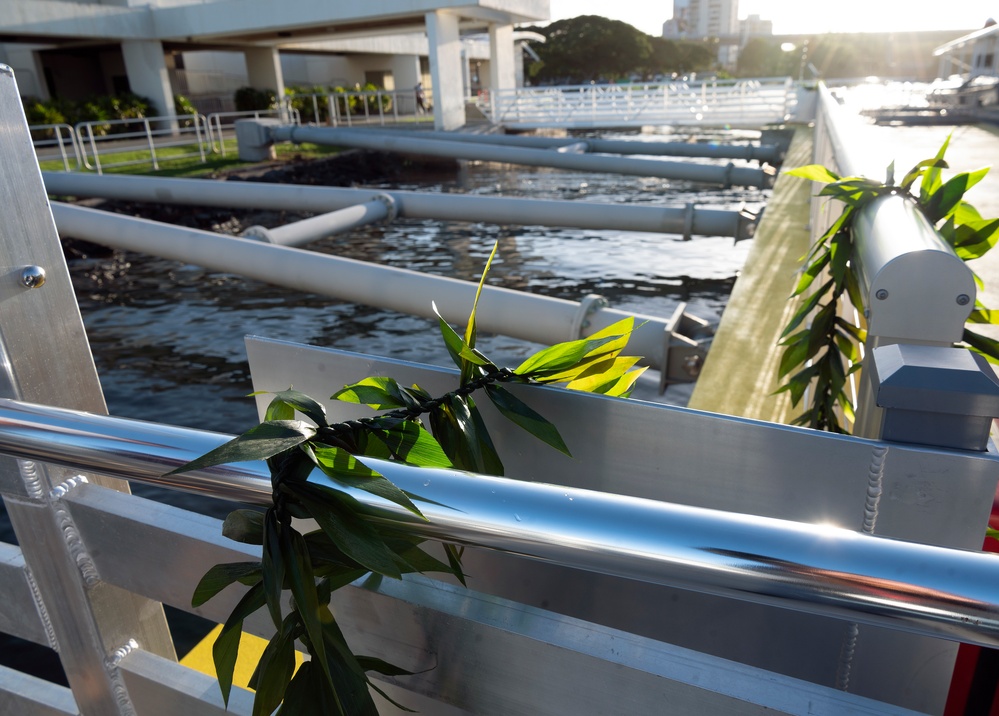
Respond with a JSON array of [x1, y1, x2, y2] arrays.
[[532, 15, 652, 83]]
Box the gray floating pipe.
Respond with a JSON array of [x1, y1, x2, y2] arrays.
[[264, 123, 775, 189], [321, 126, 784, 163], [50, 202, 674, 371], [43, 172, 757, 241], [243, 194, 395, 247], [0, 397, 997, 649]]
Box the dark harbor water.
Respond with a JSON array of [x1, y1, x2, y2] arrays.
[[1, 127, 767, 676]]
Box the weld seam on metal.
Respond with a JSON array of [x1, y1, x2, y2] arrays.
[[835, 444, 888, 692], [24, 565, 60, 652], [49, 476, 100, 588], [19, 459, 45, 500], [107, 638, 140, 716]]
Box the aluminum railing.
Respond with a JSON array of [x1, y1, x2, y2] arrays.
[[283, 87, 434, 127], [75, 113, 210, 174], [28, 122, 82, 171], [0, 397, 996, 650], [481, 78, 796, 129]]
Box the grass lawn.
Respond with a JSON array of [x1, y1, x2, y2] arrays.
[[38, 139, 343, 178]]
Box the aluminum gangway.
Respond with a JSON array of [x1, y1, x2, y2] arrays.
[[479, 77, 802, 129], [1, 63, 998, 715]]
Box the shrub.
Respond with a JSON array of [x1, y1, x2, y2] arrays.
[[234, 86, 276, 112]]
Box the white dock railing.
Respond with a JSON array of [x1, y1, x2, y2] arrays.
[[480, 78, 798, 129], [2, 65, 999, 715]]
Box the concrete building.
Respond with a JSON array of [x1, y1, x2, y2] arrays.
[[662, 0, 740, 69], [0, 0, 549, 130]]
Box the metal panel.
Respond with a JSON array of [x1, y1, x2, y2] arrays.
[[0, 64, 175, 715], [0, 542, 50, 645], [0, 664, 78, 716], [118, 650, 254, 716], [246, 336, 999, 713], [67, 484, 925, 716]]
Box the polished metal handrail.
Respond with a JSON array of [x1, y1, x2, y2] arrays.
[[0, 397, 996, 649]]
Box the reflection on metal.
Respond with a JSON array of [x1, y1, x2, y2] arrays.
[[262, 123, 776, 189], [19, 265, 46, 289], [0, 396, 997, 655], [43, 171, 758, 240]]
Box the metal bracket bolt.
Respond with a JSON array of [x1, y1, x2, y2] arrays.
[[957, 294, 971, 306], [875, 289, 889, 300], [20, 265, 46, 289]]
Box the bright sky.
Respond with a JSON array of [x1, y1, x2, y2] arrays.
[[548, 1, 998, 37]]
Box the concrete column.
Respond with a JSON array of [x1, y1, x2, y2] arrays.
[[488, 23, 516, 91], [120, 40, 176, 122], [391, 55, 422, 114], [425, 10, 464, 130], [244, 46, 285, 98]]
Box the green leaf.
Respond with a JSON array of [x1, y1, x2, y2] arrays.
[[485, 384, 570, 456], [777, 332, 809, 378], [370, 420, 454, 469], [251, 612, 298, 716], [222, 509, 265, 545], [514, 333, 620, 377], [780, 279, 832, 339], [168, 421, 316, 474], [963, 327, 999, 364], [785, 164, 841, 183], [265, 399, 295, 422], [600, 366, 648, 397], [213, 582, 266, 707], [312, 444, 426, 519], [919, 133, 951, 203], [192, 562, 262, 607], [292, 483, 405, 578], [885, 160, 895, 187], [332, 376, 408, 410], [900, 157, 947, 191], [260, 389, 328, 427], [429, 395, 504, 475], [262, 510, 286, 631], [443, 543, 467, 586], [280, 525, 331, 696], [969, 305, 999, 325], [987, 526, 999, 541], [923, 168, 990, 223], [793, 251, 830, 297], [465, 240, 500, 348], [564, 355, 643, 393], [432, 301, 490, 381]]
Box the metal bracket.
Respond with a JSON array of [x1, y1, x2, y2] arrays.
[[659, 302, 716, 394]]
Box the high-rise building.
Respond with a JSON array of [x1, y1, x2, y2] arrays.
[[663, 0, 740, 68], [664, 0, 738, 39]]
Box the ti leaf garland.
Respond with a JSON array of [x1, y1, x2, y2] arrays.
[[173, 242, 647, 714], [777, 135, 999, 432]]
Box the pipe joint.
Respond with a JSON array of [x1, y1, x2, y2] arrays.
[[570, 294, 608, 340], [372, 192, 398, 223]]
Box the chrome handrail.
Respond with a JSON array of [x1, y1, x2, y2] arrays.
[[0, 397, 996, 649]]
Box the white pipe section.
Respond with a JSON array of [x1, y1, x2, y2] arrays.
[[51, 202, 671, 370], [269, 124, 775, 189], [43, 172, 756, 240], [242, 197, 391, 247], [320, 126, 784, 163]]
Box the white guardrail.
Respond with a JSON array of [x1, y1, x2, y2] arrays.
[[479, 78, 797, 129], [283, 87, 433, 127]]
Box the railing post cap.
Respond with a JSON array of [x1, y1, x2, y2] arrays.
[[869, 343, 999, 450]]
